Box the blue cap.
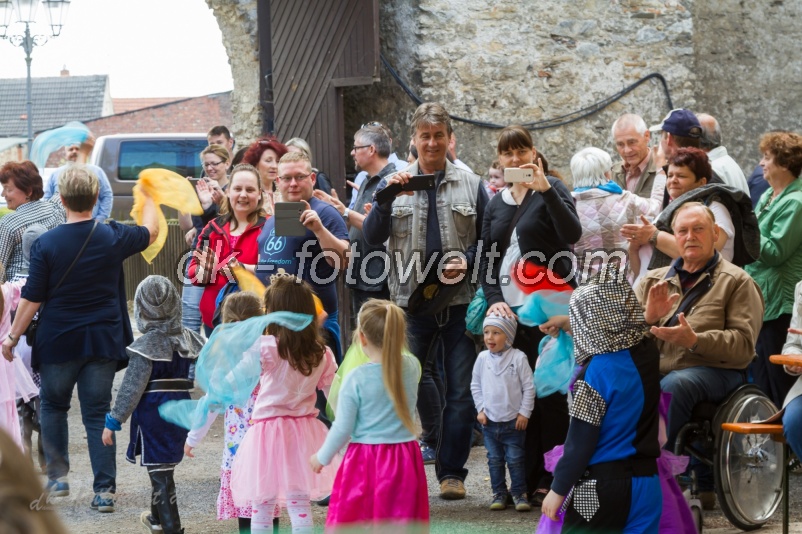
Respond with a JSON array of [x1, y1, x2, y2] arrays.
[[649, 109, 702, 138]]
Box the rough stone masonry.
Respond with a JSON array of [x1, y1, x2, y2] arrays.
[[209, 0, 802, 185]]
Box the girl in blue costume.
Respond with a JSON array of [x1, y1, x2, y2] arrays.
[[102, 276, 204, 534], [541, 262, 662, 533]]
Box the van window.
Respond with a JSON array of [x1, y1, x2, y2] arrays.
[[118, 140, 207, 180]]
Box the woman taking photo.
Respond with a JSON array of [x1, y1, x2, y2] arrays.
[[0, 161, 64, 282], [1, 165, 158, 511], [478, 125, 581, 505], [746, 131, 802, 406], [188, 164, 266, 336], [242, 136, 289, 216]]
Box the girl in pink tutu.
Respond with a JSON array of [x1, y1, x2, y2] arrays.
[[1, 272, 32, 451], [310, 299, 429, 532], [230, 275, 339, 533], [184, 291, 271, 534]]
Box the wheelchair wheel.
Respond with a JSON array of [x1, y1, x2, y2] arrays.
[[714, 386, 784, 531]]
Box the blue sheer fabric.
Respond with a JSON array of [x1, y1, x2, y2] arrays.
[[30, 121, 90, 170], [159, 311, 313, 430], [517, 290, 576, 397]]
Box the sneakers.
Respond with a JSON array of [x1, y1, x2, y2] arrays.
[[698, 491, 716, 511], [489, 493, 508, 510], [439, 478, 466, 500], [513, 494, 531, 512], [44, 477, 70, 497], [420, 445, 436, 465], [91, 493, 115, 513], [140, 511, 162, 532]]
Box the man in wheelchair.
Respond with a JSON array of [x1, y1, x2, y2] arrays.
[[635, 203, 765, 508]]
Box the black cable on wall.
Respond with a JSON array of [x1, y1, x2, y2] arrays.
[[380, 54, 674, 130]]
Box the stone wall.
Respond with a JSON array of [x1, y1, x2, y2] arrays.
[[345, 0, 697, 183], [216, 0, 799, 183], [205, 0, 260, 146], [692, 0, 802, 172]]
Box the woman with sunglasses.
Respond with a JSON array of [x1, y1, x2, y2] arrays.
[[242, 136, 289, 217]]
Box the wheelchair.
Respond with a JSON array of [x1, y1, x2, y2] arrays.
[[673, 384, 785, 532]]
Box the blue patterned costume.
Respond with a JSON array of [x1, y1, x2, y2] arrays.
[[551, 263, 662, 533]]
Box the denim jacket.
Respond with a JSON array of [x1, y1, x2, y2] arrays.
[[365, 160, 483, 307]]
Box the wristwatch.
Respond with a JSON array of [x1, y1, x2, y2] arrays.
[[342, 208, 350, 220], [7, 333, 17, 345]]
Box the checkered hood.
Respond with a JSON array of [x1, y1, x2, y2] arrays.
[[569, 262, 647, 365]]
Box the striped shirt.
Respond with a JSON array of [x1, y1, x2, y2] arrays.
[[0, 200, 65, 282]]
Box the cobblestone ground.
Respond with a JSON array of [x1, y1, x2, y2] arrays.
[[38, 370, 802, 534]]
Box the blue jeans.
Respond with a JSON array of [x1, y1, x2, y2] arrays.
[[39, 357, 118, 494], [660, 366, 745, 450], [784, 393, 802, 461], [180, 282, 203, 334], [482, 419, 526, 496], [407, 304, 477, 481]]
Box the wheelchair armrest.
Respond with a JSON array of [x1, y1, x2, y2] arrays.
[[721, 422, 786, 443], [769, 354, 802, 367]]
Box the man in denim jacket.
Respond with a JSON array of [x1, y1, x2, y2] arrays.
[[363, 102, 488, 500]]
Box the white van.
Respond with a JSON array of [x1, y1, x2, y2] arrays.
[[88, 133, 207, 220]]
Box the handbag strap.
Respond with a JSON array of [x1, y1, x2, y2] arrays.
[[498, 189, 534, 256], [51, 220, 98, 293]]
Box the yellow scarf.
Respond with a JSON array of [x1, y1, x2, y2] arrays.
[[131, 169, 203, 263]]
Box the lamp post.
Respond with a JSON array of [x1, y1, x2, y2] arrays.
[[0, 0, 71, 156]]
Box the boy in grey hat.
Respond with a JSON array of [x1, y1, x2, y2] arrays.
[[471, 313, 535, 512]]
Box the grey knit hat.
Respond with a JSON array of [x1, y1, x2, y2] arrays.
[[483, 313, 517, 349]]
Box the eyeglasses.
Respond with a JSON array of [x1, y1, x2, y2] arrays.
[[202, 160, 226, 168], [352, 145, 371, 151], [278, 173, 312, 183], [362, 121, 383, 128]]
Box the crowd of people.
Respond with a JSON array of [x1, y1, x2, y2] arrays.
[[0, 102, 801, 534]]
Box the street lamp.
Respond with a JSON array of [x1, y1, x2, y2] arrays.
[[0, 0, 71, 155]]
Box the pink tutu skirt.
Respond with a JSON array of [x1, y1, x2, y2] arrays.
[[230, 415, 340, 507], [325, 441, 429, 532], [0, 358, 22, 450]]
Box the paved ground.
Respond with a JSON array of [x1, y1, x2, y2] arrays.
[[36, 371, 802, 533], [34, 311, 802, 533]]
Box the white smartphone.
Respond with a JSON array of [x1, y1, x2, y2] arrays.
[[504, 168, 534, 183]]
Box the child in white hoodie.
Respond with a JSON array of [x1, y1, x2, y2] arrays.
[[471, 313, 535, 512]]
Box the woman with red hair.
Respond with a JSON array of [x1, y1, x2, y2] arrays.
[[243, 136, 289, 216]]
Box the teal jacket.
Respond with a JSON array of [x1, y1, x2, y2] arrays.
[[746, 178, 802, 321]]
